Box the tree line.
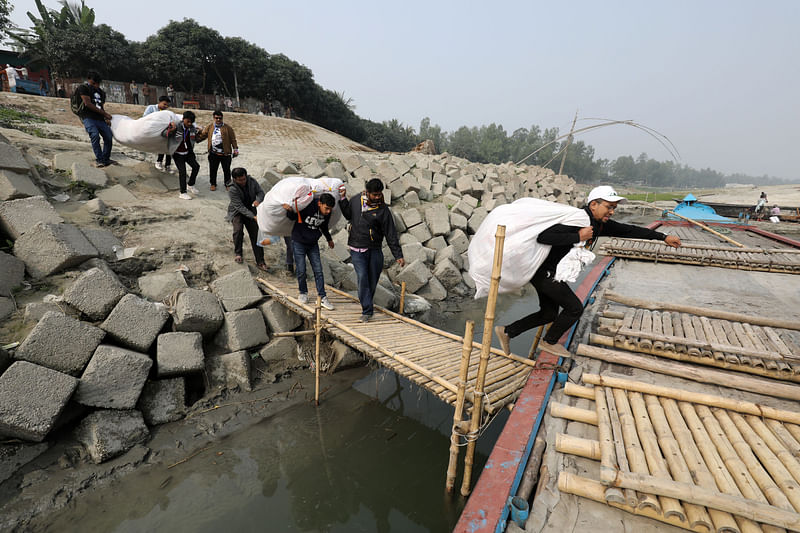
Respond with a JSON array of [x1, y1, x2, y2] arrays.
[[5, 1, 790, 187]]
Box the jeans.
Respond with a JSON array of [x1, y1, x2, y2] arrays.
[[232, 213, 264, 263], [82, 117, 113, 164], [293, 240, 326, 297], [132, 93, 139, 104], [350, 248, 383, 316], [284, 237, 294, 266], [157, 153, 172, 168], [208, 153, 232, 187], [173, 152, 199, 193], [505, 269, 584, 343]]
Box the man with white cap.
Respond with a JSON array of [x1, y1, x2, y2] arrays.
[[495, 185, 681, 358]]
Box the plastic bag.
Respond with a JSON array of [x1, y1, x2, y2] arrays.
[[554, 244, 595, 283], [467, 198, 590, 299], [256, 176, 344, 237], [256, 230, 282, 247], [110, 110, 180, 153]]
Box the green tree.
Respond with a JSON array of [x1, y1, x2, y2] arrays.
[[0, 0, 13, 41]]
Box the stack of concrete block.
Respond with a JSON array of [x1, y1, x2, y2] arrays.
[[14, 311, 105, 375], [156, 332, 204, 377], [172, 288, 225, 337], [210, 270, 263, 311], [75, 345, 152, 409], [74, 410, 150, 464], [13, 222, 98, 278], [100, 294, 170, 352], [62, 267, 128, 321], [0, 141, 42, 201]]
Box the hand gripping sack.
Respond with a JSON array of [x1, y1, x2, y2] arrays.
[[256, 176, 344, 238], [467, 198, 590, 299], [110, 110, 181, 154]]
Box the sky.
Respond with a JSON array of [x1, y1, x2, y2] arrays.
[[7, 0, 800, 180]]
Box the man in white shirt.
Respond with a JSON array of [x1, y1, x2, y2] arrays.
[[4, 65, 19, 92]]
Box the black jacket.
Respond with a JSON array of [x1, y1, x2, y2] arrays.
[[340, 194, 403, 259], [286, 201, 333, 245], [226, 176, 265, 221], [536, 206, 666, 274]]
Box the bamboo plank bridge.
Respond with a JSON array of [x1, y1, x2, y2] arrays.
[[256, 277, 534, 416]]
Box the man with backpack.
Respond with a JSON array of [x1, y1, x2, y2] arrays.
[[73, 71, 114, 168]]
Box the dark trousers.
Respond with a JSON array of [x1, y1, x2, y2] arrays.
[[232, 214, 264, 263], [505, 269, 584, 344], [208, 153, 232, 187], [350, 248, 384, 316], [82, 117, 112, 164], [157, 153, 172, 168], [132, 93, 139, 104], [173, 151, 199, 193], [292, 240, 326, 297], [284, 237, 294, 266]]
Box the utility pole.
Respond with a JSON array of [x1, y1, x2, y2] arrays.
[[558, 109, 579, 176], [233, 69, 240, 108]]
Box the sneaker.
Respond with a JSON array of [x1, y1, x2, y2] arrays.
[[178, 193, 192, 200], [359, 314, 372, 323], [94, 162, 107, 168], [495, 325, 511, 355], [155, 162, 164, 171], [188, 185, 200, 195], [105, 159, 119, 166], [298, 293, 308, 304], [539, 341, 572, 359], [320, 296, 335, 310]]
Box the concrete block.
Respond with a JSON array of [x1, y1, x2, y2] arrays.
[[374, 283, 398, 310], [417, 276, 447, 301], [424, 236, 447, 253], [210, 269, 263, 312], [71, 163, 107, 188], [95, 184, 139, 207], [156, 332, 204, 377], [447, 229, 470, 255], [324, 161, 347, 181], [400, 242, 427, 266], [138, 271, 188, 302], [275, 160, 299, 174], [173, 288, 224, 337], [23, 302, 68, 323], [302, 161, 326, 179], [13, 222, 98, 279], [62, 267, 127, 321], [424, 205, 450, 236], [0, 142, 29, 173], [400, 208, 423, 229], [74, 409, 149, 464], [434, 259, 462, 290], [341, 154, 365, 173], [214, 309, 269, 352], [75, 345, 152, 409], [137, 378, 185, 425], [452, 199, 474, 218], [15, 311, 105, 375], [468, 207, 488, 234], [0, 347, 9, 374], [101, 294, 170, 352], [461, 251, 470, 272], [435, 245, 463, 269], [259, 337, 297, 362], [0, 297, 13, 320], [0, 442, 49, 485], [352, 165, 373, 183], [402, 191, 420, 206], [80, 228, 123, 261], [206, 351, 252, 391], [53, 151, 92, 172], [84, 198, 107, 215], [0, 196, 63, 240], [259, 299, 302, 333], [408, 222, 432, 243], [396, 259, 431, 293], [328, 340, 364, 372], [455, 176, 473, 195], [0, 169, 42, 201], [0, 361, 78, 442], [463, 271, 476, 289], [463, 194, 479, 208], [0, 251, 25, 297], [449, 212, 468, 232]]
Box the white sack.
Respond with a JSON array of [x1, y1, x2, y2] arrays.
[[554, 244, 595, 283], [110, 110, 181, 154], [467, 198, 590, 299], [256, 176, 344, 237]]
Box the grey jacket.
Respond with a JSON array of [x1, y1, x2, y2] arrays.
[[226, 176, 265, 221]]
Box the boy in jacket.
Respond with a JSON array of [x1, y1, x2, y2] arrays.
[[227, 167, 266, 270], [283, 194, 336, 310], [495, 186, 681, 358], [163, 110, 204, 199], [339, 179, 405, 322]]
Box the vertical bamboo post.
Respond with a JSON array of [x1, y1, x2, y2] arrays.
[[399, 281, 407, 314], [446, 320, 475, 494], [461, 225, 506, 496], [528, 324, 549, 359], [314, 296, 321, 406]]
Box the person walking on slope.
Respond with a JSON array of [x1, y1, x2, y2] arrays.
[[340, 178, 405, 322], [162, 110, 201, 200], [227, 167, 267, 270], [143, 95, 173, 172], [198, 110, 238, 191], [495, 186, 682, 358], [75, 71, 114, 168], [283, 193, 337, 310]]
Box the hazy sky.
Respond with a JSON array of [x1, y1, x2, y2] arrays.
[[8, 0, 799, 179]]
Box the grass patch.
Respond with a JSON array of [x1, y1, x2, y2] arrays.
[[325, 156, 341, 164], [0, 105, 51, 125], [625, 191, 690, 202]]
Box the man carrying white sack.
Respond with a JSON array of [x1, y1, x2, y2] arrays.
[[495, 186, 681, 358]]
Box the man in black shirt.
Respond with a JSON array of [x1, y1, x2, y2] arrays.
[[76, 71, 114, 167], [495, 186, 682, 358]]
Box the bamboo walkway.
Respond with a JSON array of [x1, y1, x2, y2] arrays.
[[600, 238, 800, 274], [553, 374, 800, 533], [256, 277, 534, 415]]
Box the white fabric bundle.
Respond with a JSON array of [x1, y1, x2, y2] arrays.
[[110, 110, 181, 154], [554, 244, 595, 283], [468, 198, 590, 299], [256, 176, 344, 237]]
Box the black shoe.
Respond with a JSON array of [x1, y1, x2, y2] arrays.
[[286, 264, 294, 274]]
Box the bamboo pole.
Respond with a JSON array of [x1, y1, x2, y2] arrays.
[[558, 472, 705, 532], [446, 320, 474, 494], [549, 402, 598, 425], [555, 433, 600, 460], [603, 290, 800, 332], [605, 388, 638, 508], [399, 281, 407, 314], [667, 210, 746, 247], [595, 386, 626, 504], [746, 415, 800, 486], [576, 344, 800, 401], [765, 419, 800, 460], [517, 429, 547, 500], [528, 324, 548, 359], [563, 382, 596, 400], [314, 296, 321, 406], [461, 224, 505, 497], [273, 329, 315, 337], [582, 373, 800, 425]]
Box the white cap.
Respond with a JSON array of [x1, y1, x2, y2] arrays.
[[587, 185, 627, 204]]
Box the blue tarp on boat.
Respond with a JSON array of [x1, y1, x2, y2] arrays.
[[667, 194, 734, 223]]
